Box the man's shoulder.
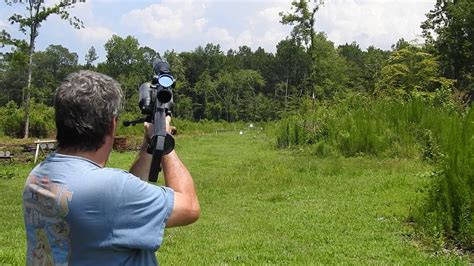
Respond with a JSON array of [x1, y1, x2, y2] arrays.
[[94, 167, 161, 195], [99, 167, 141, 183]]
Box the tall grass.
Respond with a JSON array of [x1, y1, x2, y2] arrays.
[[273, 96, 473, 249], [413, 109, 474, 249], [274, 97, 457, 159]]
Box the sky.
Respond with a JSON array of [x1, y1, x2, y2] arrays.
[[0, 0, 435, 64]]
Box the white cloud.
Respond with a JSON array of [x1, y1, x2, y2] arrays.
[[119, 0, 292, 53], [206, 27, 235, 46], [235, 30, 253, 47], [194, 18, 208, 32], [121, 0, 209, 40], [315, 0, 433, 50], [76, 25, 114, 42], [259, 6, 286, 24], [230, 0, 292, 51], [184, 0, 293, 52]]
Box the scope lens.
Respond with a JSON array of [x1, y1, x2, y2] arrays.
[[157, 89, 172, 103], [158, 75, 174, 87]]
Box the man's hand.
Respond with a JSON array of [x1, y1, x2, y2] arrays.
[[131, 116, 176, 181], [143, 115, 174, 146], [144, 116, 173, 140], [131, 116, 200, 226]]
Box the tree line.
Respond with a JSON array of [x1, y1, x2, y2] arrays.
[[0, 0, 472, 138]]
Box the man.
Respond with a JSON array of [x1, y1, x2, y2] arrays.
[[22, 70, 200, 265]]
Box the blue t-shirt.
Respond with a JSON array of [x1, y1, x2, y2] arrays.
[[22, 152, 174, 265]]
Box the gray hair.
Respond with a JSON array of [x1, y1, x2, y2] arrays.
[[54, 70, 124, 151]]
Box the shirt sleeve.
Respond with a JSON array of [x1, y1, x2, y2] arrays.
[[110, 173, 174, 251]]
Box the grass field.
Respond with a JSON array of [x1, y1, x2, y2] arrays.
[[0, 130, 468, 264]]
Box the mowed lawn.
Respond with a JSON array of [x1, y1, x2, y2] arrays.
[[0, 131, 467, 264]]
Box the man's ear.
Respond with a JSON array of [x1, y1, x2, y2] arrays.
[[109, 117, 118, 136]]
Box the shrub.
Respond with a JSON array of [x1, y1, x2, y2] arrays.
[[0, 100, 55, 138], [414, 109, 474, 249], [272, 95, 473, 249], [29, 101, 55, 138], [273, 98, 427, 157], [0, 101, 24, 137]]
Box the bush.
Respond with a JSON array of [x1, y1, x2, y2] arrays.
[[272, 95, 473, 249], [414, 109, 474, 249], [274, 97, 423, 157], [0, 100, 55, 138], [0, 101, 24, 137], [29, 101, 55, 138]]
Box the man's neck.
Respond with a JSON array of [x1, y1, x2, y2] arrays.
[[56, 149, 107, 167], [57, 136, 114, 167]]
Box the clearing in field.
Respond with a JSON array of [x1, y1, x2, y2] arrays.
[[0, 131, 467, 264]]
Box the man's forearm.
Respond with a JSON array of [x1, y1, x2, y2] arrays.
[[129, 140, 152, 181], [130, 139, 200, 226], [162, 150, 196, 195], [162, 150, 200, 219]]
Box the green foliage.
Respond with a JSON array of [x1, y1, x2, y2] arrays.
[[0, 46, 28, 106], [207, 69, 266, 122], [0, 168, 15, 180], [338, 42, 366, 92], [338, 43, 391, 94], [0, 101, 23, 137], [99, 35, 155, 80], [376, 44, 455, 99], [311, 33, 348, 99], [174, 95, 194, 120], [31, 44, 79, 105], [3, 0, 84, 138], [417, 129, 443, 163], [273, 96, 463, 159], [279, 0, 323, 49], [84, 46, 99, 69], [422, 0, 474, 91], [274, 39, 311, 110], [0, 100, 54, 138], [274, 95, 474, 250], [413, 109, 474, 249], [28, 101, 55, 138]]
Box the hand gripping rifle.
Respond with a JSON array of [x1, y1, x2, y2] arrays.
[[123, 60, 175, 182]]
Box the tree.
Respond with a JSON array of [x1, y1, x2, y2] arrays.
[[274, 39, 311, 109], [363, 46, 390, 94], [280, 0, 323, 50], [98, 35, 160, 112], [162, 50, 192, 118], [338, 42, 366, 91], [233, 69, 266, 121], [99, 35, 144, 79], [391, 38, 411, 51], [421, 0, 474, 91], [311, 32, 348, 99], [2, 0, 84, 138], [192, 71, 215, 119], [32, 45, 79, 105], [376, 44, 455, 99], [0, 46, 28, 106], [280, 0, 324, 89], [85, 46, 98, 69], [208, 69, 266, 122]]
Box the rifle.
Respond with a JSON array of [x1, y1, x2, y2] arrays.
[[123, 60, 175, 182]]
